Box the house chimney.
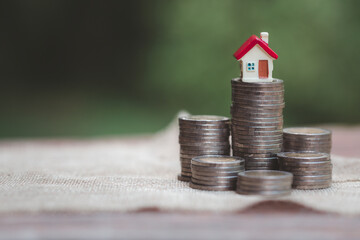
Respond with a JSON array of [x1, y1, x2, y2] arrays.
[[260, 32, 269, 44]]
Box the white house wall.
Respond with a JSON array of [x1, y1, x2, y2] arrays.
[[240, 44, 274, 82]]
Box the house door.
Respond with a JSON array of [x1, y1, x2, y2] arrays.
[[258, 60, 268, 79]]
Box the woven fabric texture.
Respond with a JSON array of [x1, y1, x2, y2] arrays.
[[0, 118, 360, 215]]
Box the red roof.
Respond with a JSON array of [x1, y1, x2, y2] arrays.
[[233, 35, 278, 60]]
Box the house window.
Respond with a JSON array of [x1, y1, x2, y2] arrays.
[[247, 62, 255, 71]]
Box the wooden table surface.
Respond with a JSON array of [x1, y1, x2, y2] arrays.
[[1, 126, 360, 240]]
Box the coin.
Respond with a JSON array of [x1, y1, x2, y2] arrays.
[[191, 165, 244, 172], [191, 155, 244, 167], [231, 110, 283, 118], [237, 170, 293, 181], [245, 161, 278, 166], [283, 127, 331, 136], [191, 177, 237, 186], [236, 189, 291, 196], [233, 148, 281, 154], [179, 115, 230, 124], [177, 174, 191, 182], [237, 183, 291, 191], [234, 152, 278, 158], [180, 171, 192, 177], [191, 170, 242, 177], [277, 152, 330, 161], [237, 177, 292, 185], [231, 106, 284, 114], [292, 175, 332, 181], [279, 161, 330, 167], [189, 182, 235, 191], [180, 145, 230, 152], [231, 78, 284, 88], [292, 183, 331, 190]]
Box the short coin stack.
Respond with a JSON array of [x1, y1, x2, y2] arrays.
[[283, 127, 332, 154], [178, 115, 231, 182], [236, 170, 293, 196], [231, 78, 285, 170], [190, 155, 245, 191], [277, 152, 332, 189]]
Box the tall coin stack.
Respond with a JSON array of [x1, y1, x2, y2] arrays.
[[231, 78, 285, 170], [277, 152, 332, 189], [283, 127, 332, 154], [190, 155, 245, 191], [236, 170, 293, 196], [178, 115, 231, 182]]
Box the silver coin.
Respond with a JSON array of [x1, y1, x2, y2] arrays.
[[232, 134, 283, 140], [246, 157, 279, 162], [177, 174, 191, 182], [238, 170, 293, 180], [180, 128, 230, 133], [233, 148, 281, 154], [282, 141, 331, 147], [191, 174, 238, 182], [180, 145, 230, 151], [290, 170, 332, 176], [282, 147, 331, 153], [245, 166, 279, 170], [179, 125, 230, 131], [232, 92, 284, 98], [232, 121, 283, 128], [180, 153, 231, 159], [279, 161, 331, 167], [245, 163, 279, 168], [292, 183, 331, 190], [191, 178, 237, 186], [191, 170, 242, 177], [231, 106, 284, 114], [232, 131, 283, 137], [232, 99, 285, 106], [233, 152, 278, 158], [293, 174, 332, 181], [189, 182, 236, 191], [231, 110, 283, 118], [181, 151, 230, 158], [236, 188, 291, 196], [179, 115, 230, 124], [180, 171, 192, 177], [191, 155, 244, 167], [231, 115, 283, 122], [234, 142, 282, 148], [279, 166, 333, 173], [179, 136, 230, 141], [191, 165, 244, 172], [283, 127, 331, 136], [292, 177, 332, 184], [237, 183, 291, 192], [237, 178, 292, 186], [277, 152, 330, 160], [233, 139, 283, 145], [180, 141, 230, 147], [179, 131, 230, 137]]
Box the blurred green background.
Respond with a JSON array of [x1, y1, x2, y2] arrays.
[[0, 0, 359, 138]]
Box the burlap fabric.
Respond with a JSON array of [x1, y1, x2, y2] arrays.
[[1, 116, 360, 215]]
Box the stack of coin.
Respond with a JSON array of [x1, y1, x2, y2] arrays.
[[236, 170, 293, 196], [178, 115, 231, 182], [231, 78, 284, 170], [277, 152, 332, 190], [190, 155, 245, 191], [283, 127, 332, 154]]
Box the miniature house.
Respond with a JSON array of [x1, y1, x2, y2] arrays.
[[233, 32, 278, 82]]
